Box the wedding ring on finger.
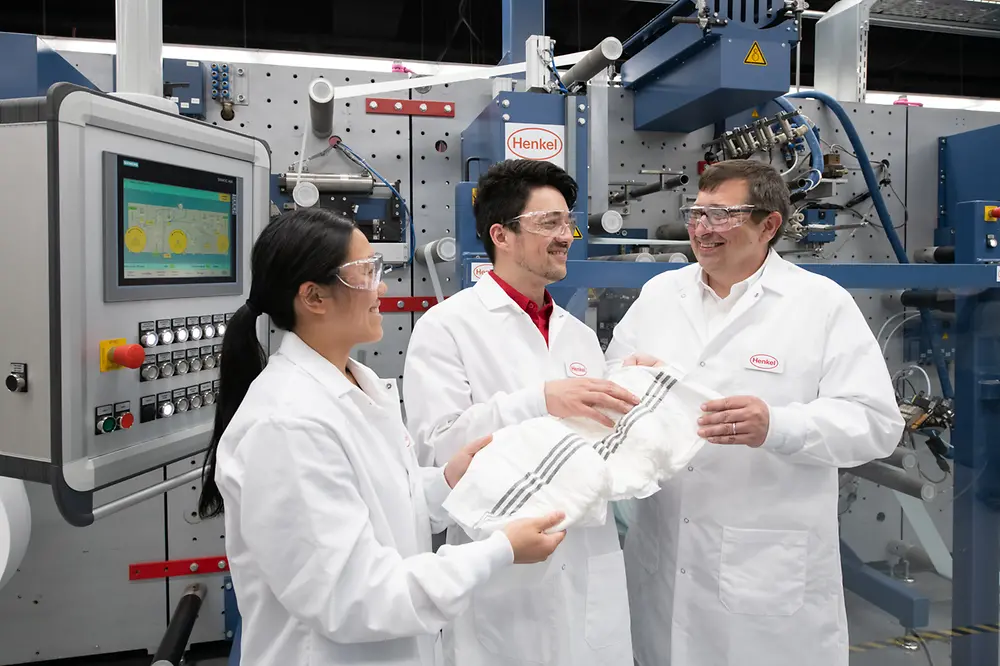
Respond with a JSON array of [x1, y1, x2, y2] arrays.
[[731, 422, 737, 436]]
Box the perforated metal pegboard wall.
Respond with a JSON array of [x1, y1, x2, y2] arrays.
[[412, 79, 497, 303]]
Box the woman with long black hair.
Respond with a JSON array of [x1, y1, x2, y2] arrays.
[[198, 208, 565, 666]]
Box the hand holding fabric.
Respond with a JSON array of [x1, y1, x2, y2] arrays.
[[544, 378, 640, 427], [444, 435, 493, 489], [622, 353, 665, 368]]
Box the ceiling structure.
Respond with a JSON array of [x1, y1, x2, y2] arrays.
[[0, 0, 996, 98]]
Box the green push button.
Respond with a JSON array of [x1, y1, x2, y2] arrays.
[[99, 416, 116, 433]]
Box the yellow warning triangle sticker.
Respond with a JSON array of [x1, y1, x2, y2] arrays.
[[744, 41, 767, 66], [572, 226, 582, 239], [751, 109, 760, 118]]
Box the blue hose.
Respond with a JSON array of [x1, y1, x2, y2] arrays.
[[773, 96, 823, 193], [784, 90, 954, 399]]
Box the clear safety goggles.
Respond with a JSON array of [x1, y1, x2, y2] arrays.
[[679, 204, 771, 232], [509, 210, 581, 238], [336, 253, 391, 291]]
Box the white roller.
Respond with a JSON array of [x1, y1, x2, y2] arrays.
[[308, 77, 335, 137], [0, 478, 31, 591]]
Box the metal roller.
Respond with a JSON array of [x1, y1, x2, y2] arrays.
[[610, 174, 689, 204], [914, 246, 955, 264], [847, 460, 935, 501], [880, 446, 917, 470], [588, 210, 624, 235], [150, 583, 206, 666], [278, 172, 376, 194], [900, 289, 955, 313], [560, 37, 624, 90], [308, 77, 335, 137], [596, 252, 657, 263]]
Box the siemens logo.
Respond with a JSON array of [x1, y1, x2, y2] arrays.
[[122, 160, 139, 168]]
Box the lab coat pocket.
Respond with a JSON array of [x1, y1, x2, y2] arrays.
[[584, 550, 632, 661], [472, 570, 557, 664], [718, 526, 807, 616]]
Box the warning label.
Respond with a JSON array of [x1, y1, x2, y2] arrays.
[[572, 226, 582, 239], [744, 41, 767, 66]]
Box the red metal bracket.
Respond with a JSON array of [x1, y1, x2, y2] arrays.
[[129, 556, 229, 581], [365, 99, 455, 118], [379, 297, 440, 313]]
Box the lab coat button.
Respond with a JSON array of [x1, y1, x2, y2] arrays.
[[684, 518, 689, 523], [687, 466, 694, 471], [680, 568, 686, 574], [699, 361, 706, 367], [561, 564, 566, 570]]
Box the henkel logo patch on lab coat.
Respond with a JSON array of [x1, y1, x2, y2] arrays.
[[746, 353, 782, 373], [567, 361, 588, 377]]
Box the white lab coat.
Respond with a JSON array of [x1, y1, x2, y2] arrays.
[[215, 332, 515, 666], [605, 250, 905, 666], [403, 273, 633, 666]]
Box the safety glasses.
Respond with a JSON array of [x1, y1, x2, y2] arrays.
[[509, 210, 580, 238], [679, 204, 772, 232], [336, 253, 391, 291]]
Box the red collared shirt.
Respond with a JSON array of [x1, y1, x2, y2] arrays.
[[489, 271, 554, 345]]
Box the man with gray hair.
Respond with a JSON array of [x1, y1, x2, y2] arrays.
[[606, 159, 904, 666]]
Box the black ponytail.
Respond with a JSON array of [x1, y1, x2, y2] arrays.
[[198, 207, 357, 519]]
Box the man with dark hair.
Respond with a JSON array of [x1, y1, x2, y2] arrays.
[[403, 159, 636, 666], [607, 159, 904, 666]]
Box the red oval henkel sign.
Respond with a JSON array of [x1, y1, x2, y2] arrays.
[[472, 264, 492, 280], [506, 128, 564, 161], [569, 362, 588, 376], [749, 354, 779, 369]]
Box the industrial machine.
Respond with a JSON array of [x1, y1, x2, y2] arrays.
[[0, 83, 270, 526]]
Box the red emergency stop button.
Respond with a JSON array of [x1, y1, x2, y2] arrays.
[[118, 412, 135, 429], [990, 207, 1000, 219], [111, 344, 146, 369]]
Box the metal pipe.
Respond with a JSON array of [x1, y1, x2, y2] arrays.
[[308, 78, 335, 137], [588, 210, 624, 235], [278, 172, 376, 194], [92, 468, 203, 521], [795, 12, 802, 91], [115, 0, 163, 98], [848, 461, 935, 501], [880, 446, 917, 471], [151, 583, 206, 666], [610, 174, 689, 204], [914, 246, 955, 264], [621, 0, 696, 59], [560, 38, 623, 91]]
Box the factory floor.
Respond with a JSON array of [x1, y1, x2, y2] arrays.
[[40, 571, 960, 666], [185, 575, 959, 666]]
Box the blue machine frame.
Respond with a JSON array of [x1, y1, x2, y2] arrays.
[[0, 32, 99, 99], [458, 89, 591, 316]]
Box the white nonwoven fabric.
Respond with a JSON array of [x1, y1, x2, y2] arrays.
[[443, 365, 720, 538]]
